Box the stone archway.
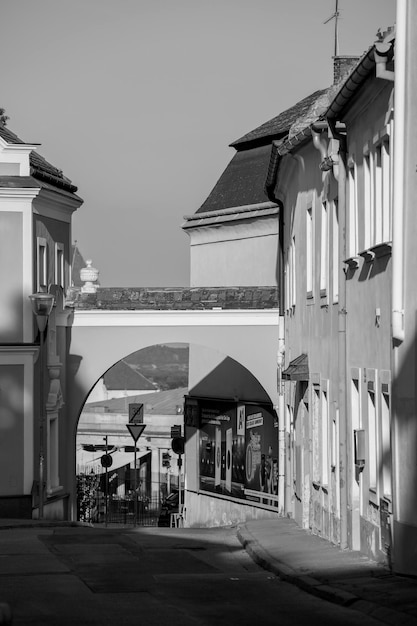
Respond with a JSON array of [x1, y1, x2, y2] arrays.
[[64, 307, 278, 520]]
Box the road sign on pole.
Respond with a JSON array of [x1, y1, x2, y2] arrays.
[[129, 403, 144, 424], [126, 423, 146, 442], [126, 423, 146, 526]]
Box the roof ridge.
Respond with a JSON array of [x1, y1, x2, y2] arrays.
[[230, 88, 329, 148]]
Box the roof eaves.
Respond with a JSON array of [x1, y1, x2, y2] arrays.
[[326, 43, 384, 120]]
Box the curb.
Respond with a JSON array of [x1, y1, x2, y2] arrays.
[[236, 525, 415, 626], [0, 521, 92, 531]]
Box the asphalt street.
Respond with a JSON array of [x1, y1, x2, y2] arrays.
[[0, 524, 389, 626]]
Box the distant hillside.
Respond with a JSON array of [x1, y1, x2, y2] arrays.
[[124, 344, 189, 390]]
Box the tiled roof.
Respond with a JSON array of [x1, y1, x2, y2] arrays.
[[0, 123, 78, 193], [230, 89, 328, 149], [85, 386, 188, 415], [196, 145, 273, 214], [103, 360, 156, 391]]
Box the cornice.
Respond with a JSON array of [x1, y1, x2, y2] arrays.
[[71, 308, 279, 328], [0, 187, 40, 200]]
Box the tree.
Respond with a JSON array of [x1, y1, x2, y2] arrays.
[[0, 107, 9, 126]]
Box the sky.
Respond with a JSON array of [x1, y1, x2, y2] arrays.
[[1, 0, 396, 287]]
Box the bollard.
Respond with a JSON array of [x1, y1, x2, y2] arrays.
[[0, 603, 12, 625]]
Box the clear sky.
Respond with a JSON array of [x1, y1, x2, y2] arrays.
[[1, 0, 395, 287]]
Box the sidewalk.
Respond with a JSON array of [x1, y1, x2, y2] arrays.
[[237, 517, 417, 625]]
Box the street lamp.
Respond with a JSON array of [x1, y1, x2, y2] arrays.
[[29, 292, 55, 519]]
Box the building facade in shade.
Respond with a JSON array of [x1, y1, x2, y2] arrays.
[[0, 123, 83, 519]]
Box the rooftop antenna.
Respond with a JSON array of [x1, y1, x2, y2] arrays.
[[323, 0, 340, 57]]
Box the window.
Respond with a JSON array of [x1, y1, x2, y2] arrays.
[[306, 205, 314, 297], [37, 237, 47, 292], [374, 144, 383, 245], [380, 384, 391, 498], [290, 236, 296, 308], [348, 164, 357, 257], [320, 202, 328, 296], [321, 384, 329, 485], [55, 243, 65, 288], [381, 138, 391, 243], [363, 151, 373, 249], [368, 383, 377, 491], [312, 385, 321, 483], [331, 407, 338, 472], [332, 199, 339, 303]]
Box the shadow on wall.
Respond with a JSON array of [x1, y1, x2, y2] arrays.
[[391, 327, 417, 575], [189, 353, 271, 405]]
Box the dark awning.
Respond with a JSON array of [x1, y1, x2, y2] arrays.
[[282, 354, 309, 381]]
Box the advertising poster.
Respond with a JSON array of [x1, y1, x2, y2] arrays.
[[215, 426, 221, 488], [195, 396, 278, 508]]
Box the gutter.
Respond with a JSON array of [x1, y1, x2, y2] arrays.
[[182, 201, 278, 223]]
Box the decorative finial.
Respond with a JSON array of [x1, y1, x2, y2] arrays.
[[80, 259, 99, 293]]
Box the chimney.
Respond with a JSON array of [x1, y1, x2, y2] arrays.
[[333, 55, 360, 84]]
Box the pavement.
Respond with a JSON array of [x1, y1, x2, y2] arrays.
[[237, 517, 417, 625], [0, 516, 416, 625]]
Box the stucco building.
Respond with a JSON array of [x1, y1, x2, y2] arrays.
[[0, 123, 83, 518]]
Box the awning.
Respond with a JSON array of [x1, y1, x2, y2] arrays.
[[282, 354, 309, 381]]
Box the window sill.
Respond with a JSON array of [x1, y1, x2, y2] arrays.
[[369, 487, 379, 506], [359, 250, 375, 262], [343, 256, 360, 269], [370, 241, 392, 258]]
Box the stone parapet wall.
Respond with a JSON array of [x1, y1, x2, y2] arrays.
[[66, 286, 278, 311]]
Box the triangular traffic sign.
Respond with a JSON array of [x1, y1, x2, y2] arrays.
[[126, 423, 146, 442]]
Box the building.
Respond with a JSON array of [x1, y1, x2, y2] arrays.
[[0, 122, 83, 518], [260, 4, 417, 575], [86, 358, 157, 403]]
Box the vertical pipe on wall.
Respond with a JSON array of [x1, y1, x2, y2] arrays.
[[391, 0, 406, 344], [277, 315, 285, 514], [333, 127, 348, 550]]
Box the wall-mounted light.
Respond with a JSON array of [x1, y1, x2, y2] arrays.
[[29, 293, 55, 332]]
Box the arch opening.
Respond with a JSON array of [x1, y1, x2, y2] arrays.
[[74, 340, 276, 527]]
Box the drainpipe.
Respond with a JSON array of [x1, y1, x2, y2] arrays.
[[328, 118, 348, 550], [277, 318, 285, 514], [312, 116, 348, 549], [265, 145, 286, 515], [392, 1, 406, 344]]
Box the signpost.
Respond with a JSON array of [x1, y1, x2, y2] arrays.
[[126, 423, 146, 525], [171, 436, 185, 525], [101, 436, 112, 526]]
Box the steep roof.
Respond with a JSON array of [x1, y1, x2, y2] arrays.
[[191, 88, 329, 216], [103, 360, 157, 391], [85, 386, 188, 415], [230, 89, 328, 150], [0, 123, 78, 193], [196, 145, 273, 214]]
